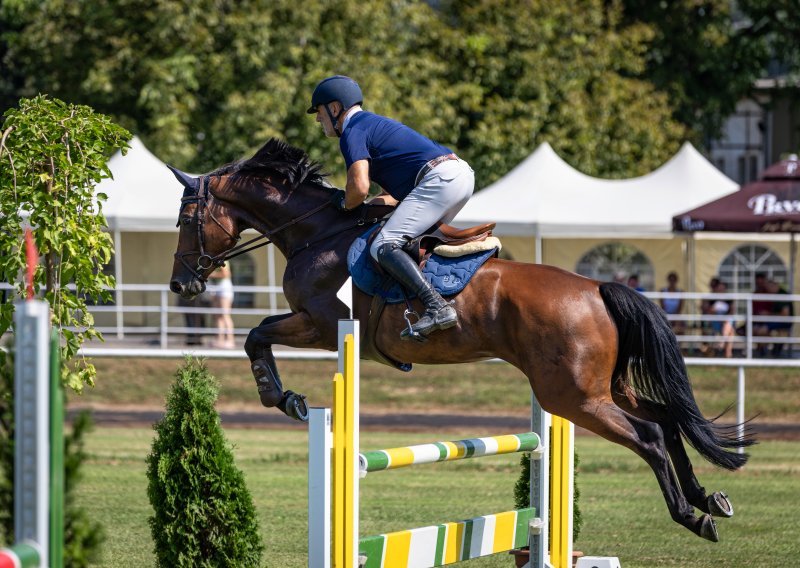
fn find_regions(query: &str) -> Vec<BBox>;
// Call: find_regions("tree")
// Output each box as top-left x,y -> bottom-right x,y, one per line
147,359 -> 263,567
1,0 -> 691,186
0,95 -> 131,390
737,0 -> 800,83
617,0 -> 779,141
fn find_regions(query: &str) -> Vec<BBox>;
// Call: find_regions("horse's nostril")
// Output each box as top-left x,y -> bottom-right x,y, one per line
169,280 -> 184,294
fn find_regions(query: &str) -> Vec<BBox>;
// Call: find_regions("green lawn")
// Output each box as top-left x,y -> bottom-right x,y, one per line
78,426 -> 800,568
76,357 -> 800,423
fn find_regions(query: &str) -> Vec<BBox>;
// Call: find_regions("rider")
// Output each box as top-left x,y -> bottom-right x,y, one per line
308,75 -> 475,339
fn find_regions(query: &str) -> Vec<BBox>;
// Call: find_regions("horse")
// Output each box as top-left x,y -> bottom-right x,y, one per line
168,138 -> 752,542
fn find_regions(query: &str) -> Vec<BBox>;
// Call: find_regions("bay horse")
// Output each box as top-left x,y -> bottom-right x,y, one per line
168,138 -> 752,542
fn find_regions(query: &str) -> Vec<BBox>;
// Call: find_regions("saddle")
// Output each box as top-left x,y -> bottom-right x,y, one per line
402,221 -> 498,263
358,221 -> 500,372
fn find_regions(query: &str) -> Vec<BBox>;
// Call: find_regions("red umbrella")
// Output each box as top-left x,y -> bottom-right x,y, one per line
673,154 -> 800,289
673,154 -> 800,233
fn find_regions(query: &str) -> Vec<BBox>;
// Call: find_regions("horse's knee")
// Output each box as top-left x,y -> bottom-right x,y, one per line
245,328 -> 266,360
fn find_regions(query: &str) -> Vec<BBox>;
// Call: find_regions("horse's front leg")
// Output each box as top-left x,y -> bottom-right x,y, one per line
244,311 -> 327,422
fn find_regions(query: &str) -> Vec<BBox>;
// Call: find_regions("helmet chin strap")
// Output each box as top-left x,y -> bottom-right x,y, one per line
324,103 -> 344,137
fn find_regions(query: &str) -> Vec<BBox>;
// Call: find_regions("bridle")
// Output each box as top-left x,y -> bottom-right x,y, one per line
174,175 -> 333,282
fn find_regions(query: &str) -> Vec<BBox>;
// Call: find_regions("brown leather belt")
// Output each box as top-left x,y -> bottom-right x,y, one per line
414,153 -> 458,186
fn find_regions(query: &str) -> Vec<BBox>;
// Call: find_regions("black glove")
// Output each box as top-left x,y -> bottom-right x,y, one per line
330,189 -> 348,211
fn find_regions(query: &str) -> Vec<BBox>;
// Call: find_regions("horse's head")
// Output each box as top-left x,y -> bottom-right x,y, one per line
168,166 -> 241,299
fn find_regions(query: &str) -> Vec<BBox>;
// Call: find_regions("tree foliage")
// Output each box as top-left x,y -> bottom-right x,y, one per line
0,95 -> 130,390
1,0 -> 694,187
3,1 -> 794,187
617,0 -> 767,141
146,359 -> 263,567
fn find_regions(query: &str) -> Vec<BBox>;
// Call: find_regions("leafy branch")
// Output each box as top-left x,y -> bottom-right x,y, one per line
0,95 -> 130,390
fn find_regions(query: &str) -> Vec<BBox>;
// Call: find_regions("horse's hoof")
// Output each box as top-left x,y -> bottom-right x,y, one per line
277,390 -> 309,422
699,514 -> 719,542
707,492 -> 733,518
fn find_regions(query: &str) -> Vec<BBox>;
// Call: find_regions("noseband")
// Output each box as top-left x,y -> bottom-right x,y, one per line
175,175 -> 334,282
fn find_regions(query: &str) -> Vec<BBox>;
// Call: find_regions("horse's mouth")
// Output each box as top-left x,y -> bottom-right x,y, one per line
170,278 -> 206,299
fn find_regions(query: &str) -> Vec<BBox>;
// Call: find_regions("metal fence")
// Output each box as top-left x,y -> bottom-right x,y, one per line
2,283 -> 799,360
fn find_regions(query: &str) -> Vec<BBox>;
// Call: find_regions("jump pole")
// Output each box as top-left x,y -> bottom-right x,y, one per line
0,300 -> 64,568
309,320 -> 573,568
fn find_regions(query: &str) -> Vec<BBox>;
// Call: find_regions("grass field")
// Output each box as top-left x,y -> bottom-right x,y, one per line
79,427 -> 800,568
75,357 -> 800,423
65,356 -> 800,567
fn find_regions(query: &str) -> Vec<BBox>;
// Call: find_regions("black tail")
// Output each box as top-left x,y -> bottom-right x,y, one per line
599,282 -> 755,470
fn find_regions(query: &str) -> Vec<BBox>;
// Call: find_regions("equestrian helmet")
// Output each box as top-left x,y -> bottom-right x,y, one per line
307,75 -> 363,114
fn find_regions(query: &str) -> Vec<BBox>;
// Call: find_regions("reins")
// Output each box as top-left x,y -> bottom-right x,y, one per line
175,175 -> 384,281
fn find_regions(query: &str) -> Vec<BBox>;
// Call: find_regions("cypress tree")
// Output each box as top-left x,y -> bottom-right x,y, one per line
146,359 -> 263,567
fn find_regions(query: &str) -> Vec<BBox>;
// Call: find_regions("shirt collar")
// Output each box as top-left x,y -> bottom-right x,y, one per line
342,106 -> 363,132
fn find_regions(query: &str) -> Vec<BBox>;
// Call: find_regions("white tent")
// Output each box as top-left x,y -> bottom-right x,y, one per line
454,142 -> 739,239
97,136 -> 184,232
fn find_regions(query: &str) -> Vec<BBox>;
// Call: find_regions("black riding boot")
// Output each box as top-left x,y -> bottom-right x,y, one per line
376,243 -> 457,339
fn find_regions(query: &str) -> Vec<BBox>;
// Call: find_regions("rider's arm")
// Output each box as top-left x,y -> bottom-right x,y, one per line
345,159 -> 371,210
368,191 -> 398,207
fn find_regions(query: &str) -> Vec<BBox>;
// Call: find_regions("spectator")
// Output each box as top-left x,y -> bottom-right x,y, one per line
627,274 -> 645,293
207,264 -> 235,349
753,274 -> 793,357
660,271 -> 684,334
707,280 -> 735,358
752,272 -> 772,328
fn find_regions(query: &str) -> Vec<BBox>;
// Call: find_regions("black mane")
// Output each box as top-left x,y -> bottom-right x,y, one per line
210,138 -> 328,189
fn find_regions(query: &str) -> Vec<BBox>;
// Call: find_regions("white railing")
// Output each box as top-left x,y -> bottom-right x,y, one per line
645,290 -> 797,360
0,282 -> 289,351
2,284 -> 798,360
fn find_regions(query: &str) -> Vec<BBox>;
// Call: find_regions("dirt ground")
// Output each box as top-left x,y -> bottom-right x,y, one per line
69,406 -> 800,440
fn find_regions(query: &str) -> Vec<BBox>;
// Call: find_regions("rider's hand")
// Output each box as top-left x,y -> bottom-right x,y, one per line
330,189 -> 348,212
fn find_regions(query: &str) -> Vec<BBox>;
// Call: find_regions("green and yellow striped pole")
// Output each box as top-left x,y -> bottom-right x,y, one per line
359,432 -> 541,473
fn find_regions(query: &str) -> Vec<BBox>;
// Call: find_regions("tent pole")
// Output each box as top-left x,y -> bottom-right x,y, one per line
687,235 -> 696,293
535,228 -> 542,264
791,233 -> 796,294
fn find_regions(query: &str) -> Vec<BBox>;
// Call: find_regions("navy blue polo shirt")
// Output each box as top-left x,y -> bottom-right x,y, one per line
339,111 -> 452,200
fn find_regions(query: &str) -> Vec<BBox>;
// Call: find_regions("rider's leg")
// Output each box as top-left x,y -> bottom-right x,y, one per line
376,242 -> 458,338
370,159 -> 474,339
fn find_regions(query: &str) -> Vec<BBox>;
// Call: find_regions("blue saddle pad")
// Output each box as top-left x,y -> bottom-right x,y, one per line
347,225 -> 496,304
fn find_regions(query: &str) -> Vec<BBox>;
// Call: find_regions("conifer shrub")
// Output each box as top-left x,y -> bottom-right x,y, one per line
146,358 -> 263,567
514,451 -> 583,544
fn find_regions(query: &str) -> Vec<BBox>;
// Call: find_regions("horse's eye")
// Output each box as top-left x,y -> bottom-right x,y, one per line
182,217 -> 192,226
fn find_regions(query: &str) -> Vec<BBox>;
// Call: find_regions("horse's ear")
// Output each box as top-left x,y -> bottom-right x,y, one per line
166,164 -> 197,190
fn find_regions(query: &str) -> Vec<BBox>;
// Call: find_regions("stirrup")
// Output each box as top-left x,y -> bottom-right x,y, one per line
400,303 -> 457,341
277,390 -> 309,422
401,308 -> 427,343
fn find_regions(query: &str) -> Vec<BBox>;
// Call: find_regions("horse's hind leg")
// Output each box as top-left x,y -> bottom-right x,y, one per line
565,400 -> 719,542
244,311 -> 325,421
614,396 -> 734,518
